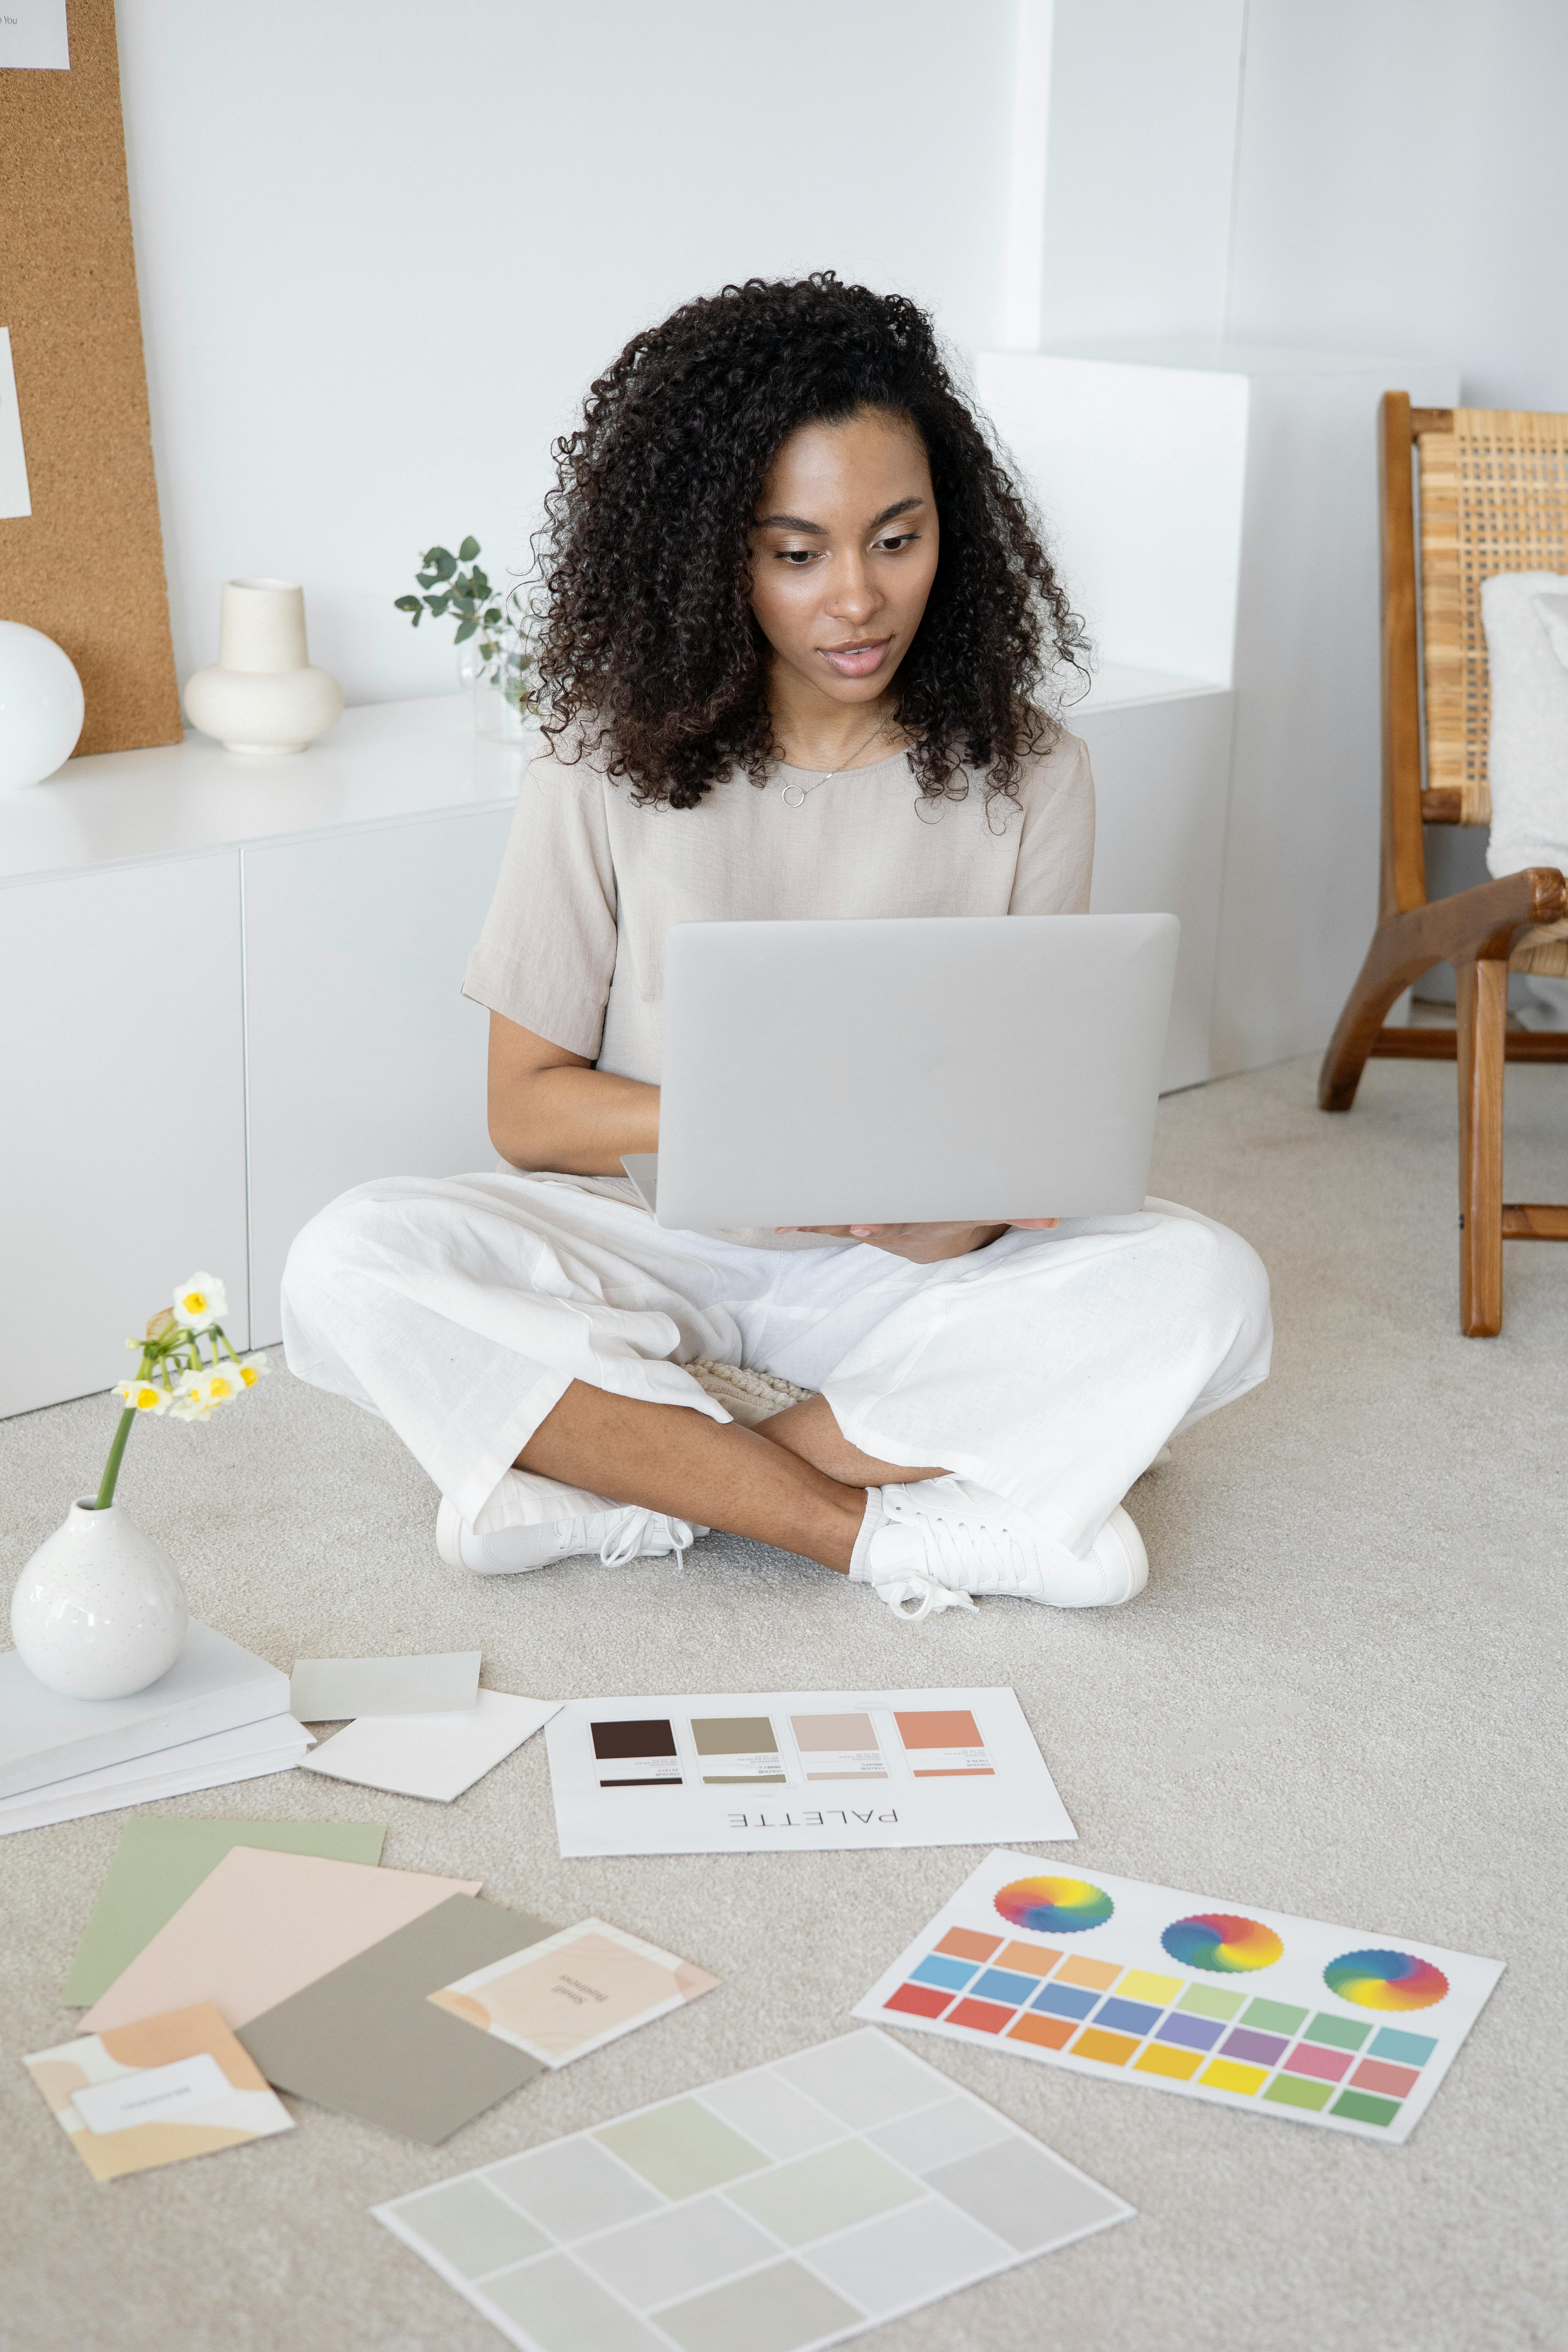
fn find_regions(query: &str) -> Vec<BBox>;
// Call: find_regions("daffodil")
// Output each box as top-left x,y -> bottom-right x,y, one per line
172,1272 -> 227,1331
233,1354 -> 272,1389
117,1377 -> 170,1415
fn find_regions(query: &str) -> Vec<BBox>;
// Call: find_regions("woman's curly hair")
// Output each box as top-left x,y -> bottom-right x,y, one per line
533,272 -> 1088,810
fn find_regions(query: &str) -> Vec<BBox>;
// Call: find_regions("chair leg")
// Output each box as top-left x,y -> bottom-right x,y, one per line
1456,958 -> 1507,1336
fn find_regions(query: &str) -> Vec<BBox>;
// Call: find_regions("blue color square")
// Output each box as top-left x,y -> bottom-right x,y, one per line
970,1969 -> 1037,2009
1368,2026 -> 1438,2067
1032,1981 -> 1099,2021
1154,2010 -> 1226,2052
910,1954 -> 978,1993
1093,1998 -> 1161,2037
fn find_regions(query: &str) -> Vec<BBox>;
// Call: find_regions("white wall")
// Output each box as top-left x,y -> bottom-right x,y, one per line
115,0 -> 1015,708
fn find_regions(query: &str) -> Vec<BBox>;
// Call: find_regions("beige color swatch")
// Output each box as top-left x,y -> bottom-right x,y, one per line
82,1846 -> 481,2033
25,2001 -> 292,2183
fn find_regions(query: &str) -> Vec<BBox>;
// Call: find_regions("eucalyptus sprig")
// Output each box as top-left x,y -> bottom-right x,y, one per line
395,536 -> 507,662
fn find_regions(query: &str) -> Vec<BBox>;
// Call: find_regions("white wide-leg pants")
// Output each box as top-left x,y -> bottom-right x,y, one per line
280,1171 -> 1271,1557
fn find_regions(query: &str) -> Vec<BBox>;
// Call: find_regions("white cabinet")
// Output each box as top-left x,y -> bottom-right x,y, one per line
0,853 -> 249,1415
242,807 -> 510,1345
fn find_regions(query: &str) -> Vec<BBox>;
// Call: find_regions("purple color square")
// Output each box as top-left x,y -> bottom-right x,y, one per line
1285,2040 -> 1354,2084
1220,2027 -> 1288,2067
1155,2011 -> 1226,2053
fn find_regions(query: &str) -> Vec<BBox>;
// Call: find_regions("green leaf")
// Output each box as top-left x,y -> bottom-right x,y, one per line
424,592 -> 451,616
432,549 -> 457,581
458,535 -> 480,561
453,617 -> 478,644
393,595 -> 422,614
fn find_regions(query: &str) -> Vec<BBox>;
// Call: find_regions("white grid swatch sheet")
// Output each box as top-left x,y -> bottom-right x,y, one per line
374,2028 -> 1133,2351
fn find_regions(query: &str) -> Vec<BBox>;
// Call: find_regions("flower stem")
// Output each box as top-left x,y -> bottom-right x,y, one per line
95,1407 -> 136,1510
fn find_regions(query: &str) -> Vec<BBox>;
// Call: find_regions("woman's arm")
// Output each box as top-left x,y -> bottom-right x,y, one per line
487,1011 -> 659,1175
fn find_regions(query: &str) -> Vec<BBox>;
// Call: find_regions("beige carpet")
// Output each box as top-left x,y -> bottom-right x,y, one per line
2,1053 -> 1565,2352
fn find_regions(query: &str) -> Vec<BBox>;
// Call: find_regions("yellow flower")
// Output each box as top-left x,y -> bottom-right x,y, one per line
117,1378 -> 170,1415
173,1272 -> 228,1331
234,1354 -> 272,1389
173,1366 -> 234,1418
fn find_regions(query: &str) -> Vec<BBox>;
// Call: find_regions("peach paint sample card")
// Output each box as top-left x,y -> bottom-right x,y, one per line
430,1919 -> 720,2068
25,2001 -> 292,2182
81,1845 -> 481,2033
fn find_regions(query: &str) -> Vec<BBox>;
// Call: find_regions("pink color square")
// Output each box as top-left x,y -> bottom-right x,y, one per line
1351,2057 -> 1419,2099
947,1997 -> 1017,2036
1285,2041 -> 1354,2083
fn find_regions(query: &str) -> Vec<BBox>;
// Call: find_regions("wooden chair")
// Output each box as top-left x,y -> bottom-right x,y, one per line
1319,394 -> 1568,1334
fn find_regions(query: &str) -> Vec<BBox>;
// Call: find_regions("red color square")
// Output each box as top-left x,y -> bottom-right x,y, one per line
1351,2057 -> 1419,2099
884,1981 -> 955,2020
947,1997 -> 1017,2035
1285,2041 -> 1354,2083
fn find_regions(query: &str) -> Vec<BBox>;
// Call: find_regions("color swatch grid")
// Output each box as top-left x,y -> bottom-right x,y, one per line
855,1853 -> 1503,2146
375,2029 -> 1132,2352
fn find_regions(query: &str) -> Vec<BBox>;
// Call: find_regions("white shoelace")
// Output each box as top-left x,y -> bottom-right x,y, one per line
596,1509 -> 695,1569
880,1490 -> 1044,1598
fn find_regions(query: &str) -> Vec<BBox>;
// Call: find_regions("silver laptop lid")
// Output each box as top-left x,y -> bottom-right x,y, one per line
652,913 -> 1178,1231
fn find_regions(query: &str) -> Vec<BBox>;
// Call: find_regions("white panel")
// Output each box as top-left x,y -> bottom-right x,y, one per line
978,351 -> 1249,683
1078,689 -> 1233,1093
0,855 -> 247,1417
242,808 -> 510,1346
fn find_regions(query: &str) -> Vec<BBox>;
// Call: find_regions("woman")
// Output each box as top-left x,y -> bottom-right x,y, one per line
283,275 -> 1270,1621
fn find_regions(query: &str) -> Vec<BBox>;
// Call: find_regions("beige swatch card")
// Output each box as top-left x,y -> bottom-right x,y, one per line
428,1916 -> 718,2067
25,2001 -> 292,2183
82,1845 -> 481,2033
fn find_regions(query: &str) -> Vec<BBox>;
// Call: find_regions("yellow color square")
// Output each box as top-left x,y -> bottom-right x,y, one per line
1118,1970 -> 1183,2006
1134,2041 -> 1203,2082
1072,2026 -> 1138,2067
1056,1955 -> 1121,1992
1200,2057 -> 1267,2096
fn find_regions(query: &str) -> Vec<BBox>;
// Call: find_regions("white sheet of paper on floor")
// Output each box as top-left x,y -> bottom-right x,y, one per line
290,1650 -> 481,1722
301,1691 -> 562,1802
853,1849 -> 1504,2145
545,1687 -> 1073,1856
0,1714 -> 312,1839
374,2026 -> 1132,2351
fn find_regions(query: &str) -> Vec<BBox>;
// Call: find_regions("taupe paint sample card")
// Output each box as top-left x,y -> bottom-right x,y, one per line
238,1896 -> 559,2144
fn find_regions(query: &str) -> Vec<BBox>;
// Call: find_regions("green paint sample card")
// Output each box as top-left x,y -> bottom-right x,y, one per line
62,1816 -> 387,2005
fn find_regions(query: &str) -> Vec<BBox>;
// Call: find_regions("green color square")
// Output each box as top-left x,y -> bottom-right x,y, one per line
1242,1999 -> 1309,2035
1305,2012 -> 1371,2052
1332,2089 -> 1401,2127
487,2253 -> 663,2350
726,2137 -> 922,2247
658,2258 -> 862,2352
1176,1984 -> 1246,2021
396,2180 -> 549,2279
1262,2073 -> 1334,2113
596,2099 -> 768,2201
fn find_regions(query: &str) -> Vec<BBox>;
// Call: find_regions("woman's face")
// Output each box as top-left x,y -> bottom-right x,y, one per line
748,406 -> 939,710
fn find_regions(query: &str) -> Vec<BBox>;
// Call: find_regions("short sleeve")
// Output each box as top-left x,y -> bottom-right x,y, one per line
462,753 -> 619,1058
1007,731 -> 1095,914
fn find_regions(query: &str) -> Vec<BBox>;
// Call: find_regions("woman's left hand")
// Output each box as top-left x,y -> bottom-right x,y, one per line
778,1219 -> 1057,1263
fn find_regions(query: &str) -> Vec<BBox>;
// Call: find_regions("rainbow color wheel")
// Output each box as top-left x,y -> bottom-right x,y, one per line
994,1876 -> 1114,1935
1161,1912 -> 1284,1973
1323,1949 -> 1450,2011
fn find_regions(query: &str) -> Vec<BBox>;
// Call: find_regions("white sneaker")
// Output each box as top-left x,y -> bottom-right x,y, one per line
436,1495 -> 703,1576
850,1476 -> 1148,1620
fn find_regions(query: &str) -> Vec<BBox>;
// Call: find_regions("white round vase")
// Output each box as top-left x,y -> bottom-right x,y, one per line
11,1500 -> 189,1699
0,620 -> 86,791
182,577 -> 343,754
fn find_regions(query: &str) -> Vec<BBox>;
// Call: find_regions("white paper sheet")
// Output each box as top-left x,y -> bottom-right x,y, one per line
300,1690 -> 561,1802
0,1 -> 69,71
290,1650 -> 481,1721
546,1688 -> 1075,1857
854,1850 -> 1506,2145
0,1714 -> 311,1837
0,330 -> 31,520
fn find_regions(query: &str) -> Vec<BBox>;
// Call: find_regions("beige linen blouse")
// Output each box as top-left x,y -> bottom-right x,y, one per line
463,731 -> 1096,1084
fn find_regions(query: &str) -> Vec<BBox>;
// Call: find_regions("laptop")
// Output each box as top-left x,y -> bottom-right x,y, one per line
621,912 -> 1178,1231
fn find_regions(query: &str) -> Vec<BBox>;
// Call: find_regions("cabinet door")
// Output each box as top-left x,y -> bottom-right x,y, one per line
0,853 -> 247,1417
242,808 -> 510,1346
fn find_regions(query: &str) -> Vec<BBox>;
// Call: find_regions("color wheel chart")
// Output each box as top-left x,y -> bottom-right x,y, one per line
855,1853 -> 1503,2144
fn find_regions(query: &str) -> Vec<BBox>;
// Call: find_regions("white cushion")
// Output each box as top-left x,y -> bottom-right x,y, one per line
1482,569 -> 1568,876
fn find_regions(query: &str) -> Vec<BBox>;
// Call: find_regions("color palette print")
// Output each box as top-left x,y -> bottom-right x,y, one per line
375,2028 -> 1132,2351
546,1688 -> 1075,1857
853,1851 -> 1503,2144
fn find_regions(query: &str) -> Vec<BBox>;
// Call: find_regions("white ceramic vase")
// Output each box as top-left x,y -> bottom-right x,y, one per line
10,1500 -> 189,1699
182,578 -> 343,754
0,620 -> 85,790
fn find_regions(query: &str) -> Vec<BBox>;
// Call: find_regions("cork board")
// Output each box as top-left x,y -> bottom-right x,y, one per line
0,0 -> 182,754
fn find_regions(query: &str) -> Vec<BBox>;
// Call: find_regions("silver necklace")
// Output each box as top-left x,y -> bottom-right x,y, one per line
779,715 -> 893,808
